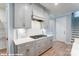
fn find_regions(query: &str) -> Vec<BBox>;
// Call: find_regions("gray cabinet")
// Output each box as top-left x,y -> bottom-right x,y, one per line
14,3 -> 32,29
35,39 -> 45,55
15,36 -> 53,56
32,4 -> 48,19
17,42 -> 35,56
47,36 -> 53,47
35,37 -> 53,55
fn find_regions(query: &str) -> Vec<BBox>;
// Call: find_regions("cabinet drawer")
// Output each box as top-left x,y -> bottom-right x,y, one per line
17,42 -> 34,56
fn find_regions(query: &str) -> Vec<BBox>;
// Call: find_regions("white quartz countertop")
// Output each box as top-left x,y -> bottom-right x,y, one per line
14,38 -> 35,45
14,34 -> 53,45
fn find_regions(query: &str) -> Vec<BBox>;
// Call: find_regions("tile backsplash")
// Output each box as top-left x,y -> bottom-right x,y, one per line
14,27 -> 48,40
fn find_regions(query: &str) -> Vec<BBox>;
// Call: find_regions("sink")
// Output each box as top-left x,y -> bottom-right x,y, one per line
30,34 -> 47,39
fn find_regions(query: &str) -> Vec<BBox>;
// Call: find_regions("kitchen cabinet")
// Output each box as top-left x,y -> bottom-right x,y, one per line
35,38 -> 46,55
35,37 -> 53,55
17,42 -> 35,56
41,9 -> 48,19
33,4 -> 42,18
15,36 -> 53,56
14,3 -> 32,28
47,36 -> 53,47
32,4 -> 48,20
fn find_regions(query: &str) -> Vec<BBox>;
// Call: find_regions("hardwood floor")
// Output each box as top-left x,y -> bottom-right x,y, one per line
41,41 -> 72,56
0,41 -> 72,56
0,48 -> 7,56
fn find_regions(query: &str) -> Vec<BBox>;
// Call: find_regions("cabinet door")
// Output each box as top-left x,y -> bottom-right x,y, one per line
47,37 -> 53,47
39,38 -> 48,54
35,40 -> 42,55
35,38 -> 47,55
33,4 -> 45,18
42,38 -> 49,50
14,3 -> 25,28
14,3 -> 32,28
24,4 -> 32,29
17,42 -> 35,56
24,44 -> 34,56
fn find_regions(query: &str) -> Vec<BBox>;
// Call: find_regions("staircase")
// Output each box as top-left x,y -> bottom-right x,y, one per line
72,29 -> 79,38
72,17 -> 79,38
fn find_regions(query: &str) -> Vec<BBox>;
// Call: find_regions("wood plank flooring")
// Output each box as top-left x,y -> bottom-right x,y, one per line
0,41 -> 72,56
0,48 -> 7,56
41,41 -> 72,56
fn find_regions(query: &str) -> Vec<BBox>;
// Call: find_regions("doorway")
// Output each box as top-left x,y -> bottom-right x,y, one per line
0,3 -> 8,56
56,17 -> 66,42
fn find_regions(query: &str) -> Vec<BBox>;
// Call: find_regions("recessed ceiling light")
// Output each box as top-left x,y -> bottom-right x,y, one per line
54,3 -> 58,6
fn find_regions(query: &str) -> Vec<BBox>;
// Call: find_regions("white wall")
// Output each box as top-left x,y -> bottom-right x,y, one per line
0,8 -> 6,23
0,8 -> 6,38
48,19 -> 55,34
0,39 -> 7,49
49,19 -> 56,40
0,7 -> 7,49
25,20 -> 42,37
66,14 -> 72,44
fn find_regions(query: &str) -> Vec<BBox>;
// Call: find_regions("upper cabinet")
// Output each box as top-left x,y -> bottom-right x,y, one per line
32,4 -> 48,20
14,3 -> 32,29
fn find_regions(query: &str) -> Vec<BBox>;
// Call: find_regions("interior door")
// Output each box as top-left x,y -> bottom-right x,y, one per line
56,17 -> 66,42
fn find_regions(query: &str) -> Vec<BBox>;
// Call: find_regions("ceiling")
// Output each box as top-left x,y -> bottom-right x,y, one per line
41,3 -> 79,18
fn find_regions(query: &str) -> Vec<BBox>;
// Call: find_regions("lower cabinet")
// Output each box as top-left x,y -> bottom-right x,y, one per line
17,42 -> 35,56
16,36 -> 53,56
47,36 -> 53,48
35,39 -> 46,55
35,37 -> 53,56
